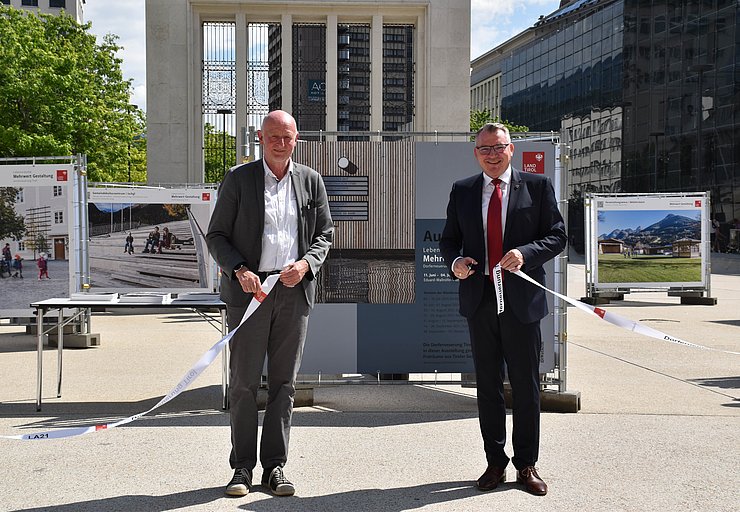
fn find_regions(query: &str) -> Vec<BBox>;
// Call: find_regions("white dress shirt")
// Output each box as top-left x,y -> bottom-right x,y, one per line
259,160 -> 299,272
482,166 -> 511,274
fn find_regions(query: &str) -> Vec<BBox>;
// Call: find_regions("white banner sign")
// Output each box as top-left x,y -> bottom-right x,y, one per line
0,164 -> 74,187
87,187 -> 214,204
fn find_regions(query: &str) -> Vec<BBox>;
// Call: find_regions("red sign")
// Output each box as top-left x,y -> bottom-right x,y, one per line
202,192 -> 211,201
522,152 -> 545,174
56,169 -> 68,181
694,200 -> 702,207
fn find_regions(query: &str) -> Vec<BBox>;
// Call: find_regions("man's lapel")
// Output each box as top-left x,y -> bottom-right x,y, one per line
290,163 -> 306,224
472,174 -> 485,237
504,168 -> 527,246
252,160 -> 265,230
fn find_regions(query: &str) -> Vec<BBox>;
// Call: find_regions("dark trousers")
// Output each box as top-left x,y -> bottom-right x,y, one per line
226,281 -> 309,472
467,279 -> 542,470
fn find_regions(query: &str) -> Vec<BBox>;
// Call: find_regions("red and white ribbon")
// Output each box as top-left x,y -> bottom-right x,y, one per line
2,275 -> 280,441
511,269 -> 739,356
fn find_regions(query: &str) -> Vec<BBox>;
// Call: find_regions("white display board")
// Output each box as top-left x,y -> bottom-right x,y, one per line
0,163 -> 77,313
586,193 -> 708,290
85,185 -> 217,292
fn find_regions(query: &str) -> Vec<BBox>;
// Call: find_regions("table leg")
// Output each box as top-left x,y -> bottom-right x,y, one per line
221,308 -> 229,410
57,308 -> 64,398
36,307 -> 44,411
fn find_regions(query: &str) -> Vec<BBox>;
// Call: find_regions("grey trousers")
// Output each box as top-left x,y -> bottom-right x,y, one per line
226,281 -> 309,472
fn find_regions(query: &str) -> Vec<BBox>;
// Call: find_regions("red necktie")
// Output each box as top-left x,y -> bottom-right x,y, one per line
487,178 -> 503,282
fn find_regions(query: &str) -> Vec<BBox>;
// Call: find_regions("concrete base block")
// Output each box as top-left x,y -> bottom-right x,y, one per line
679,296 -> 717,305
540,390 -> 581,413
255,387 -> 314,410
502,387 -> 581,413
47,333 -> 101,348
27,324 -> 78,335
580,296 -> 612,305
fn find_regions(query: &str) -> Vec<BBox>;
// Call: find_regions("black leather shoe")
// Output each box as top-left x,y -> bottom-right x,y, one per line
516,466 -> 547,496
476,466 -> 506,491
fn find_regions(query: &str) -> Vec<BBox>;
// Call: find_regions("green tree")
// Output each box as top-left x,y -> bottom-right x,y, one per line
203,122 -> 236,183
470,108 -> 529,134
0,188 -> 25,240
33,232 -> 51,255
0,7 -> 145,182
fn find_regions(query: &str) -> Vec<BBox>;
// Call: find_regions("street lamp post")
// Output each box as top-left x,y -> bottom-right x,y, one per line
126,104 -> 138,183
216,108 -> 233,177
689,64 -> 712,189
649,131 -> 664,192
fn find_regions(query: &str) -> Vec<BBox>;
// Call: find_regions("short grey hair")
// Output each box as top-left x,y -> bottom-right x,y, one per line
475,122 -> 510,144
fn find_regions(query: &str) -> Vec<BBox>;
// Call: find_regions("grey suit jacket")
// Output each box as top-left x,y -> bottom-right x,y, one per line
206,159 -> 334,308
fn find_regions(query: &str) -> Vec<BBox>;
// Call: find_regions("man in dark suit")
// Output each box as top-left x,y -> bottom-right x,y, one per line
439,123 -> 566,496
206,110 -> 333,497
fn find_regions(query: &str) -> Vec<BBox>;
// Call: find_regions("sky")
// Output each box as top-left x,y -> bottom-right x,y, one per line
598,210 -> 701,237
84,0 -> 562,112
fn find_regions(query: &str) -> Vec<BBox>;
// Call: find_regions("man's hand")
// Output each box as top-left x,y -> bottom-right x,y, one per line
499,249 -> 524,272
280,260 -> 309,288
236,268 -> 261,294
453,257 -> 477,280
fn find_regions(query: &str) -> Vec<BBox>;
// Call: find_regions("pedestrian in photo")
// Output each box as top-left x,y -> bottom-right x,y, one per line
439,122 -> 567,496
124,232 -> 134,254
12,254 -> 23,278
2,243 -> 11,277
207,110 -> 333,498
37,253 -> 50,280
143,227 -> 160,253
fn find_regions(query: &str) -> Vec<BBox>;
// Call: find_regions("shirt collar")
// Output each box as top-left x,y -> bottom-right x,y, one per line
263,159 -> 293,181
482,166 -> 512,188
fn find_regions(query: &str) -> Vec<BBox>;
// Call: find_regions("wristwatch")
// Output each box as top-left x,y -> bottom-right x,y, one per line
233,263 -> 248,279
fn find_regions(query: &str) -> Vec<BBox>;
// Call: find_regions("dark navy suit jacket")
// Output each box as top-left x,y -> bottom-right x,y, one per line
439,168 -> 567,324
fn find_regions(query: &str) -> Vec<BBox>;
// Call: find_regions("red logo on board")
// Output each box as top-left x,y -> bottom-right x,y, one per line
694,200 -> 701,207
56,169 -> 68,181
202,192 -> 210,201
522,152 -> 545,174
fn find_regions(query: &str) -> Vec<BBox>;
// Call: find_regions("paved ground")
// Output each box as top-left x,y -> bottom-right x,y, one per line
0,259 -> 70,315
0,253 -> 738,511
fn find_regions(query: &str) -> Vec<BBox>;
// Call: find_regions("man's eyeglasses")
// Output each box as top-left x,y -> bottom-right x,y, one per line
476,144 -> 511,155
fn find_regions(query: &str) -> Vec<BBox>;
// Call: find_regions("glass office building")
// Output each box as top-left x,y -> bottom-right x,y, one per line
472,0 -> 739,250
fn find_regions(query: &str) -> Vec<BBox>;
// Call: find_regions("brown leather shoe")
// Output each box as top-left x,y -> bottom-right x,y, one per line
516,466 -> 547,496
476,466 -> 506,491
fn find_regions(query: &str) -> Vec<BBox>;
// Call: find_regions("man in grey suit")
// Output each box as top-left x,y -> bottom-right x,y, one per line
440,123 -> 566,496
206,110 -> 333,497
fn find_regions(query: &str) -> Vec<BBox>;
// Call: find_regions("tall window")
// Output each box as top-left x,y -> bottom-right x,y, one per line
293,23 -> 326,133
202,21 -> 236,182
382,25 -> 415,132
338,24 -> 371,136
248,22 -> 281,132
54,211 -> 64,224
53,185 -> 63,197
266,24 -> 283,116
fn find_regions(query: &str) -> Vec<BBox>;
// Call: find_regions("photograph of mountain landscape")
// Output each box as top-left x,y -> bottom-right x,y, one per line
596,209 -> 703,284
